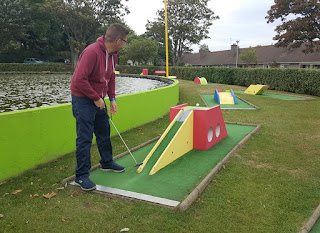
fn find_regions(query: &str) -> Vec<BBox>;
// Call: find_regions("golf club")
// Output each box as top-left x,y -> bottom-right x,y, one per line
103,108 -> 143,167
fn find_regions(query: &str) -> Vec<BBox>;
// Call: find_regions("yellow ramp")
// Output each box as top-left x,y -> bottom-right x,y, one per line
200,77 -> 207,84
136,110 -> 183,174
245,84 -> 269,95
219,92 -> 235,104
149,111 -> 194,175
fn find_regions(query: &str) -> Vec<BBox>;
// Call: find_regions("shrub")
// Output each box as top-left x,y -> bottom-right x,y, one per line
0,63 -> 73,73
117,65 -> 320,96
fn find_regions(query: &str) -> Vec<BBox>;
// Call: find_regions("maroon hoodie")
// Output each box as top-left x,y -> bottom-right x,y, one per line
70,36 -> 117,101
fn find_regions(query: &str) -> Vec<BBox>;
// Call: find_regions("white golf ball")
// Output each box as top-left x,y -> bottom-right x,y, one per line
196,103 -> 199,107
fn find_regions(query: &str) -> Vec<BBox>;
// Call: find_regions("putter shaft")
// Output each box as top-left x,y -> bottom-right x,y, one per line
109,117 -> 139,165
103,108 -> 142,167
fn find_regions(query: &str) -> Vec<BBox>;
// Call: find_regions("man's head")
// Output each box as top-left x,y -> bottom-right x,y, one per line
105,24 -> 129,53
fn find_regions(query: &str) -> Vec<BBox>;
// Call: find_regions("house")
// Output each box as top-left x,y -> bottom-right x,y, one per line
179,44 -> 320,69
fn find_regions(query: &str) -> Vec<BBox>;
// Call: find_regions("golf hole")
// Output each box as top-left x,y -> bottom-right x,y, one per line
216,124 -> 221,138
208,127 -> 213,142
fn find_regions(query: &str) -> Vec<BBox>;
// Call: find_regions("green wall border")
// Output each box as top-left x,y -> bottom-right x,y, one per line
0,76 -> 179,181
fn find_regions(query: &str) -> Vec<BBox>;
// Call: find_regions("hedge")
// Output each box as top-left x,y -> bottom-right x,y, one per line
0,63 -> 73,73
117,65 -> 320,97
1,63 -> 319,96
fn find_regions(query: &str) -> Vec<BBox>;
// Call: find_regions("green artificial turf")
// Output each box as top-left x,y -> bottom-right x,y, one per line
310,218 -> 320,233
90,124 -> 256,201
201,94 -> 256,109
233,90 -> 309,100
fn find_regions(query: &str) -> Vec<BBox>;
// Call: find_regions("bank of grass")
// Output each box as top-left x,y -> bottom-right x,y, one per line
0,80 -> 319,232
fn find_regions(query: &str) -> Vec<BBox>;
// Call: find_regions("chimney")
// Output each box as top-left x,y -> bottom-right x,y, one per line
231,43 -> 238,57
199,48 -> 208,59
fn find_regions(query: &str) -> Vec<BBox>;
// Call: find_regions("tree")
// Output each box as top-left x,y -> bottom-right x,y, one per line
142,28 -> 174,66
146,0 -> 218,65
0,0 -> 26,52
0,0 -> 59,61
44,0 -> 129,66
120,38 -> 159,65
239,47 -> 259,67
266,0 -> 320,53
21,0 -> 56,57
199,44 -> 210,52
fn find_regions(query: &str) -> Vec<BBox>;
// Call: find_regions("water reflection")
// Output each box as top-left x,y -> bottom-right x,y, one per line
0,74 -> 169,113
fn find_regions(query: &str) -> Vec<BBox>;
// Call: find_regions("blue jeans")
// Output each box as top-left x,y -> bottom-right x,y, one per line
72,95 -> 113,177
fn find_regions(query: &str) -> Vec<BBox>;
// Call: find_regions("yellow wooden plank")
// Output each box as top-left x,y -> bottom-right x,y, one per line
149,111 -> 194,175
200,77 -> 207,84
219,92 -> 235,104
136,109 -> 183,173
256,85 -> 269,95
244,84 -> 269,95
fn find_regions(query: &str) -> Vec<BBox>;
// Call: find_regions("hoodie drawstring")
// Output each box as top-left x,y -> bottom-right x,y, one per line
102,51 -> 115,98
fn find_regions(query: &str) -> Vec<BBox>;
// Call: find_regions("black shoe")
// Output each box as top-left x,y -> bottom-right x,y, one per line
75,177 -> 96,191
101,161 -> 125,173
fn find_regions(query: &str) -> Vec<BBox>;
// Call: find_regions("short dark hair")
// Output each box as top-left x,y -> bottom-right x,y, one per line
105,24 -> 129,42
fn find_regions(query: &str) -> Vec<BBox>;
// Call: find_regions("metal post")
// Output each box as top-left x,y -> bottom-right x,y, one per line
164,0 -> 169,77
236,40 -> 239,68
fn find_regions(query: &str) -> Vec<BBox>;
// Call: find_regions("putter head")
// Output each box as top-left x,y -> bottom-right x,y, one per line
134,162 -> 143,167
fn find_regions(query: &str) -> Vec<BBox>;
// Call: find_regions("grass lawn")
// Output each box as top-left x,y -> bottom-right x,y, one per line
0,80 -> 319,233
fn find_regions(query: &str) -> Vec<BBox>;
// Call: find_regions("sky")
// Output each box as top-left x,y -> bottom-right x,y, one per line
123,0 -> 281,52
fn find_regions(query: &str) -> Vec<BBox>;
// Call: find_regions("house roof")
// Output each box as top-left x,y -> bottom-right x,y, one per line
179,44 -> 320,66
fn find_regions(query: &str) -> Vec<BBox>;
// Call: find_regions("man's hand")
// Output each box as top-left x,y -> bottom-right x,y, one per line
94,98 -> 105,110
109,100 -> 118,115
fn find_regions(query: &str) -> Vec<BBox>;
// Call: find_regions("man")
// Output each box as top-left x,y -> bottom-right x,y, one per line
70,24 -> 129,191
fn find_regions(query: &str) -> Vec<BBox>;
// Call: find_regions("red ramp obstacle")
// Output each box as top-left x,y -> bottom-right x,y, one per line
170,104 -> 228,150
140,69 -> 148,75
137,104 -> 228,175
194,77 -> 208,85
193,106 -> 228,150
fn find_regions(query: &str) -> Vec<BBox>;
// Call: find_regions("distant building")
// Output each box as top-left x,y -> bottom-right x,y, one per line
179,44 -> 320,69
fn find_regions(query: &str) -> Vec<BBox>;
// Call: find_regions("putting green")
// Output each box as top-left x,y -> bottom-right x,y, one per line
90,123 -> 256,201
201,94 -> 256,109
310,218 -> 320,233
234,90 -> 309,100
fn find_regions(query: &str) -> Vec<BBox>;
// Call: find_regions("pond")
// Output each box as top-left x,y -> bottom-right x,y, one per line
0,74 -> 170,113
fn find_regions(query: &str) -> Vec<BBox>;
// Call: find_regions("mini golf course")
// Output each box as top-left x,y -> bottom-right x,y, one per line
234,90 -> 315,101
67,123 -> 260,210
200,94 -> 258,110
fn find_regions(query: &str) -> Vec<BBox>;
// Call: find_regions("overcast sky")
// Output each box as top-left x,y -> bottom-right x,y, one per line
123,0 -> 281,52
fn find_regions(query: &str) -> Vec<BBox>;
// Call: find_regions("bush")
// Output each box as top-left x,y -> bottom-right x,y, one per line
117,65 -> 320,96
232,68 -> 320,96
0,63 -> 73,73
